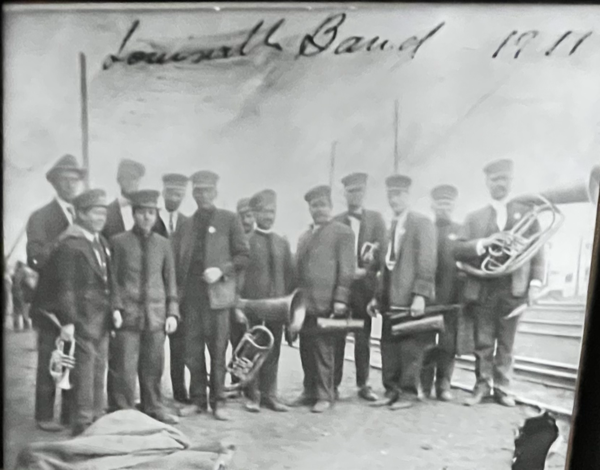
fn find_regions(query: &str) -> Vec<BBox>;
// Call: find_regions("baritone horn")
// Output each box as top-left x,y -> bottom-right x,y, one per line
49,337 -> 76,390
226,325 -> 274,390
236,288 -> 306,335
457,165 -> 600,279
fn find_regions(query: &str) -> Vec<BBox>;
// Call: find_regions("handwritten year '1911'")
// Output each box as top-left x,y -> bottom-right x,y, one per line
493,30 -> 593,59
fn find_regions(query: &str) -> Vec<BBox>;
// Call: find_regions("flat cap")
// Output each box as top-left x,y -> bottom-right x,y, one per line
385,174 -> 412,191
129,189 -> 160,209
162,173 -> 189,188
431,184 -> 458,201
191,170 -> 219,188
483,158 -> 514,175
236,197 -> 252,214
250,189 -> 277,211
304,185 -> 331,203
46,154 -> 86,182
341,172 -> 368,189
73,189 -> 107,210
117,159 -> 146,180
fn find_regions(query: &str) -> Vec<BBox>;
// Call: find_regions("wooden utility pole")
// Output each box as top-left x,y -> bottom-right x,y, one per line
393,99 -> 399,173
79,53 -> 90,189
329,141 -> 337,188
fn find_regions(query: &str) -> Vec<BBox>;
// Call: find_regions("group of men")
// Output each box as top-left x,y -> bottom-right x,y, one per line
25,153 -> 544,436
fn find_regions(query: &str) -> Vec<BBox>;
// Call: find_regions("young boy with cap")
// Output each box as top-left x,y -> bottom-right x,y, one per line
110,189 -> 180,424
52,189 -> 112,435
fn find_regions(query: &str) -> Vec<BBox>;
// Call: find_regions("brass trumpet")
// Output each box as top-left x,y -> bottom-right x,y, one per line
226,325 -> 274,391
236,289 -> 306,336
49,337 -> 76,390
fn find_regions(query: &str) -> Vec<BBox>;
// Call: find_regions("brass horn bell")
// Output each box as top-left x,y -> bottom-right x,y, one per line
237,288 -> 306,335
226,325 -> 275,391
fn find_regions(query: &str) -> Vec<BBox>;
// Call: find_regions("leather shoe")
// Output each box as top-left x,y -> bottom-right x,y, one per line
437,390 -> 454,402
311,400 -> 333,413
495,393 -> 516,407
289,393 -> 314,407
244,399 -> 261,413
369,391 -> 398,407
389,399 -> 413,411
463,388 -> 490,407
149,412 -> 180,425
358,386 -> 378,402
37,421 -> 65,433
334,388 -> 340,401
213,407 -> 230,421
173,395 -> 192,405
178,404 -> 204,417
263,399 -> 290,412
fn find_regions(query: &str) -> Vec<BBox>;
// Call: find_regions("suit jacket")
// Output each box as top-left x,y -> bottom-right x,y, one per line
334,209 -> 387,316
296,220 -> 356,316
241,230 -> 296,300
111,229 -> 179,331
435,220 -> 464,305
172,207 -> 250,305
53,224 -> 113,340
102,199 -> 126,241
26,199 -> 70,272
154,211 -> 188,239
453,200 -> 545,301
378,211 -> 437,309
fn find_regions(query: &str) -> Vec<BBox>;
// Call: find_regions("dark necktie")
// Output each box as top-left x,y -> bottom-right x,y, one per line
67,206 -> 76,224
389,219 -> 399,262
169,212 -> 175,234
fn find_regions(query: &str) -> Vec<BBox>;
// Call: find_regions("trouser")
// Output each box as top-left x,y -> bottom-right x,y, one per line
112,329 -> 166,415
34,328 -> 71,424
106,336 -> 118,412
169,326 -> 188,401
183,286 -> 229,409
333,316 -> 372,389
381,332 -> 437,397
71,334 -> 108,430
247,320 -> 283,403
421,312 -> 458,395
472,282 -> 522,395
299,318 -> 337,402
229,309 -> 246,386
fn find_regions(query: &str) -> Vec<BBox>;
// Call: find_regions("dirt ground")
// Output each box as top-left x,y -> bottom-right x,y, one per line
3,330 -> 570,470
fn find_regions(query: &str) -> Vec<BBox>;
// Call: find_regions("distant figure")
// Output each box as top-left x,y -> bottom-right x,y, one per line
11,261 -> 38,331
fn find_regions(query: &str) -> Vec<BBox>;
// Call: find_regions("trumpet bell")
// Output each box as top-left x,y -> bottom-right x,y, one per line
49,338 -> 76,390
226,325 -> 275,390
237,289 -> 306,334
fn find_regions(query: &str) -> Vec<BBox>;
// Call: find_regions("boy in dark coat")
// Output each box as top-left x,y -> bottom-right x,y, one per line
110,190 -> 180,425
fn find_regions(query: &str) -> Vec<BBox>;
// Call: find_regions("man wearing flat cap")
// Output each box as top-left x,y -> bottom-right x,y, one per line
102,159 -> 146,240
421,184 -> 466,402
26,154 -> 85,432
367,174 -> 437,410
237,197 -> 256,236
454,158 -> 544,407
332,172 -> 386,403
173,170 -> 250,421
51,189 -> 112,435
110,190 -> 180,425
236,189 -> 295,413
154,173 -> 189,404
293,185 -> 355,413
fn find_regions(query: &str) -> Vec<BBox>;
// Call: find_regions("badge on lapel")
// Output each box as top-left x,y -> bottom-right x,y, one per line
208,226 -> 216,234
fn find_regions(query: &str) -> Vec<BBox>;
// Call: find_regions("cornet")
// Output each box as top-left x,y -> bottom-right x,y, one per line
49,338 -> 76,390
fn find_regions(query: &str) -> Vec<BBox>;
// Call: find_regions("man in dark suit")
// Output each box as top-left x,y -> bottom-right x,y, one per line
454,159 -> 544,407
238,189 -> 295,413
174,171 -> 250,421
368,175 -> 437,410
110,190 -> 180,425
333,173 -> 386,402
422,184 -> 464,402
27,154 -> 85,432
102,159 -> 145,240
153,173 -> 190,404
293,185 -> 355,414
52,189 -> 112,436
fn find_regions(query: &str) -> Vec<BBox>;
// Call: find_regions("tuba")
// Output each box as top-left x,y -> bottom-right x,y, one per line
457,165 -> 600,279
226,325 -> 274,391
49,337 -> 76,390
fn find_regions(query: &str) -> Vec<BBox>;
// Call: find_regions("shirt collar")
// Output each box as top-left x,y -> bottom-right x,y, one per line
78,225 -> 97,243
255,226 -> 273,235
55,196 -> 74,211
490,196 -> 509,211
392,210 -> 409,226
118,195 -> 131,207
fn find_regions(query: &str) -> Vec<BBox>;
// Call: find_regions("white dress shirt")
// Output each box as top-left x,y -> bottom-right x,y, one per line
118,196 -> 135,231
385,210 -> 408,271
55,197 -> 75,225
160,208 -> 179,235
347,209 -> 363,260
79,226 -> 105,270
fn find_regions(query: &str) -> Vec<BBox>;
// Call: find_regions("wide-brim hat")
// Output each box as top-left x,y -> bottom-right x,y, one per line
46,154 -> 87,182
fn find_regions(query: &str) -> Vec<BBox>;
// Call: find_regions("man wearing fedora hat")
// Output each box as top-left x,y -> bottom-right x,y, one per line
454,159 -> 544,407
368,174 -> 437,410
51,189 -> 112,436
173,171 -> 250,421
26,154 -> 85,432
109,190 -> 180,425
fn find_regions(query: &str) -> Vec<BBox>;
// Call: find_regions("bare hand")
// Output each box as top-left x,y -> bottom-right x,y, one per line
60,323 -> 75,342
410,296 -> 425,317
165,316 -> 178,334
113,310 -> 123,329
233,308 -> 249,327
332,302 -> 347,317
367,298 -> 380,318
528,284 -> 542,305
354,268 -> 368,280
203,267 -> 223,284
